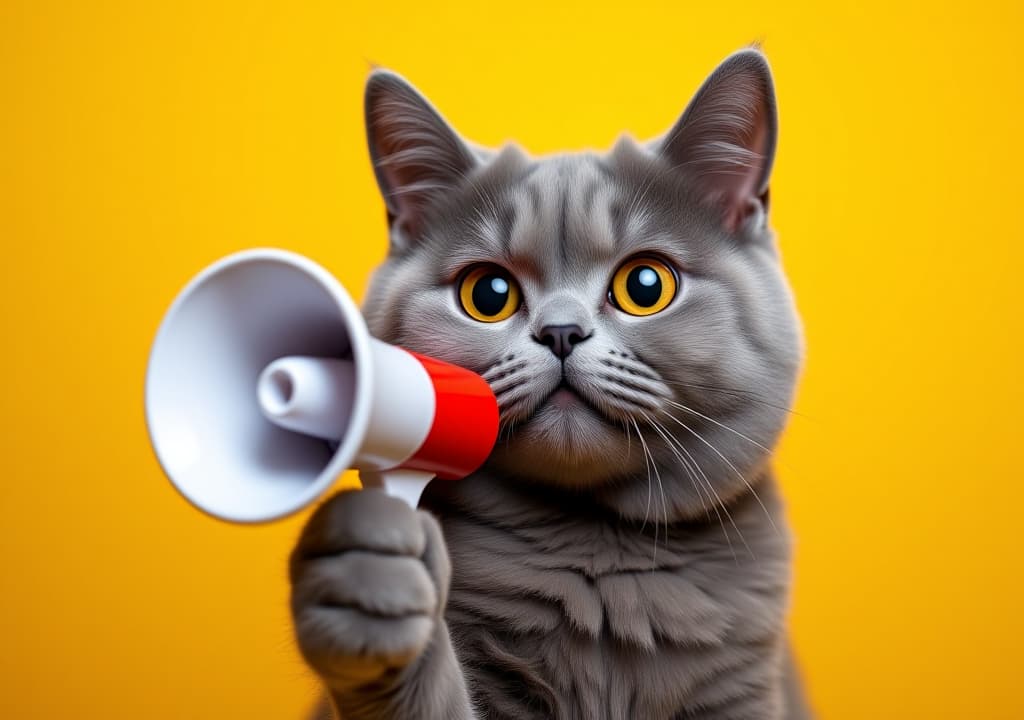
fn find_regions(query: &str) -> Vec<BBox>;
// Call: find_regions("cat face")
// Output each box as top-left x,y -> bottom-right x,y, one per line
361,50 -> 803,521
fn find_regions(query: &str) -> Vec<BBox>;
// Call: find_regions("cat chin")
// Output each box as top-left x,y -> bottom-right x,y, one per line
488,402 -> 642,486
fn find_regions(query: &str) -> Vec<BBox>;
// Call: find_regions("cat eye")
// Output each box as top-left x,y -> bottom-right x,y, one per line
609,257 -> 677,316
458,264 -> 521,323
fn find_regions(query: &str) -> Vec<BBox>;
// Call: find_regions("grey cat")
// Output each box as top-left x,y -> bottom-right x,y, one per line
289,49 -> 811,719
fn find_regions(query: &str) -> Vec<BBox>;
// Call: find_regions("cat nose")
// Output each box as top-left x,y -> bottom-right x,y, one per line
536,324 -> 588,360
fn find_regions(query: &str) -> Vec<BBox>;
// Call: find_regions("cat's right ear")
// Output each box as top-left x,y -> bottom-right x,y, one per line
653,49 -> 778,234
364,70 -> 477,252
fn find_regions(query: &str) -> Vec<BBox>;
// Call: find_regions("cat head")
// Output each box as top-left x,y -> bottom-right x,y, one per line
360,50 -> 803,522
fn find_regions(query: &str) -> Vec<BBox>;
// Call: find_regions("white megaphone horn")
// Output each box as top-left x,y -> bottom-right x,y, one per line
144,249 -> 500,523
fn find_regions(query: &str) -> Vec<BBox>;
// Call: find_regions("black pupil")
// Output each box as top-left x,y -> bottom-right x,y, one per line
472,273 -> 510,316
626,266 -> 662,307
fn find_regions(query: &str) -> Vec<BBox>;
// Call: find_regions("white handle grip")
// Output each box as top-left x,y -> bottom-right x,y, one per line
359,469 -> 434,508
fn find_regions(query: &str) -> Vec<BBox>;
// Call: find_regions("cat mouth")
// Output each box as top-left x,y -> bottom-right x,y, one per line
541,379 -> 606,418
549,381 -> 581,408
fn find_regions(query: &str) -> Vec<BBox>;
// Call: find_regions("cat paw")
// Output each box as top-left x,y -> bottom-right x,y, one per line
289,488 -> 451,687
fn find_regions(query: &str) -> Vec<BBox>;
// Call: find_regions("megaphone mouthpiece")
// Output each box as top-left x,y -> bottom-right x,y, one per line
257,356 -> 355,441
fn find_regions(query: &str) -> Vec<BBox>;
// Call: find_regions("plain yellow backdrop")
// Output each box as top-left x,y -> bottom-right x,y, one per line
3,1 -> 1022,718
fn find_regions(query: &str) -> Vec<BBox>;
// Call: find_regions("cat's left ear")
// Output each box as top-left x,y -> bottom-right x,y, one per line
655,49 -> 777,233
365,69 -> 478,251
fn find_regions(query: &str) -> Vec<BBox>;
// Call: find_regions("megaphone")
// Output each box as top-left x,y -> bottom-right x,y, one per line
144,248 -> 499,523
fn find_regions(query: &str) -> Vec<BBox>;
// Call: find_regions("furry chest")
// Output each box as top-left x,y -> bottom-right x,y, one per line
446,547 -> 786,720
428,474 -> 791,719
449,593 -> 779,720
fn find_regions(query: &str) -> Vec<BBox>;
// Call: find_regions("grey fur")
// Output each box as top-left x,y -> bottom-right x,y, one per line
291,48 -> 810,719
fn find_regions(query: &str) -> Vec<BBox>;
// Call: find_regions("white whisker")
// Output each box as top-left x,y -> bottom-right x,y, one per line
666,398 -> 773,454
643,412 -> 721,539
630,417 -> 653,536
644,412 -> 751,561
663,378 -> 802,417
630,417 -> 663,566
660,409 -> 778,534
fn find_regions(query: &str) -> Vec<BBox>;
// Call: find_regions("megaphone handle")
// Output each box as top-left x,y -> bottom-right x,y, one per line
358,469 -> 434,509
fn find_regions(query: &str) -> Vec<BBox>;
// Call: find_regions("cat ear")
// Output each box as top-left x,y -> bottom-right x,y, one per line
364,70 -> 478,249
655,49 -> 777,232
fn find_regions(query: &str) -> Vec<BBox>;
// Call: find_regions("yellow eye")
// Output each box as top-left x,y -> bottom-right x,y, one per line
458,264 -> 521,323
610,257 -> 677,316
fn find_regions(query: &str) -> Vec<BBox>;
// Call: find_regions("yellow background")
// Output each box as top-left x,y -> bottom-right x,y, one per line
2,1 -> 1022,718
